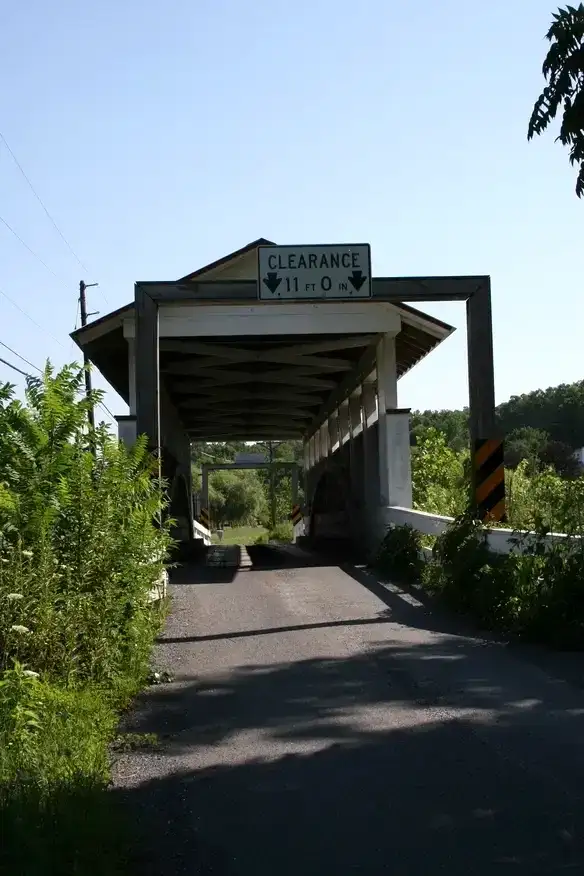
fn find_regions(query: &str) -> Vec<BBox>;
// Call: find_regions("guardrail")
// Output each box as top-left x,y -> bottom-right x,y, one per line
384,506 -> 580,555
194,519 -> 212,545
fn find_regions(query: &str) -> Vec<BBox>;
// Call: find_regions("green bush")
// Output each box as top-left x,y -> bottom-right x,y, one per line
422,512 -> 584,647
411,423 -> 584,647
0,365 -> 171,869
268,521 -> 294,543
424,512 -> 514,630
374,524 -> 424,585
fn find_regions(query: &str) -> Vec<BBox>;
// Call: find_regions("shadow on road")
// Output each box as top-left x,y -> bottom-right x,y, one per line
115,636 -> 584,875
115,545 -> 584,874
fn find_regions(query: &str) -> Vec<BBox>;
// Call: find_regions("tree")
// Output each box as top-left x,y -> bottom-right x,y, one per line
540,439 -> 581,478
411,428 -> 468,516
528,4 -> 584,197
504,427 -> 550,470
209,470 -> 266,527
411,409 -> 468,453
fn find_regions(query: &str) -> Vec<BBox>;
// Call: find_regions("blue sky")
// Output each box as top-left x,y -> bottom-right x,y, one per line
0,0 -> 581,426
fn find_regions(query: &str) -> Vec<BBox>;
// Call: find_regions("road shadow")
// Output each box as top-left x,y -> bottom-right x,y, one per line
117,543 -> 584,873
113,638 -> 584,875
169,546 -> 241,586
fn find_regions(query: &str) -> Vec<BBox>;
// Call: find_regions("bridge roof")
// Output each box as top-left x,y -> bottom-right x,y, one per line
71,239 -> 456,440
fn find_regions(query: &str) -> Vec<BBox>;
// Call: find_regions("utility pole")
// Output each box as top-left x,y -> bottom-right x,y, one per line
268,440 -> 276,530
79,280 -> 99,431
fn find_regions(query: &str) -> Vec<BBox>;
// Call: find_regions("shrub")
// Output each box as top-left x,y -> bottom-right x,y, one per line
423,512 -> 584,647
374,524 -> 423,585
424,512 -> 515,630
268,521 -> 294,543
0,365 -> 171,869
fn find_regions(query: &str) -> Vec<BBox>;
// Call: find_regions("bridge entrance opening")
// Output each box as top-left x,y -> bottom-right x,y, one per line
71,237 -> 497,553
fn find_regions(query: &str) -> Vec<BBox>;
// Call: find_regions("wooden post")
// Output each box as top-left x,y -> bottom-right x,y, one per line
135,284 -> 160,468
79,280 -> 96,433
466,279 -> 496,444
466,279 -> 500,514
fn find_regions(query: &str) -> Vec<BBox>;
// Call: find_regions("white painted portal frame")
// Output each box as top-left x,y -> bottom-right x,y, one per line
122,302 -> 401,339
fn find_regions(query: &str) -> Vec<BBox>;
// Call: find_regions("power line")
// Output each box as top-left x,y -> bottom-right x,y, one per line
0,285 -> 66,349
0,131 -> 89,273
0,339 -> 41,373
0,344 -> 116,425
98,400 -> 116,422
0,354 -> 31,378
0,131 -> 108,305
0,212 -> 61,280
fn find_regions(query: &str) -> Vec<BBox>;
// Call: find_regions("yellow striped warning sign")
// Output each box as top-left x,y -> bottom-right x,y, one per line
473,439 -> 506,523
199,507 -> 210,528
289,504 -> 303,525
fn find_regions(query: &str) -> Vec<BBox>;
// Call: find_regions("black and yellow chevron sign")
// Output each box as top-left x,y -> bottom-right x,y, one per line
199,507 -> 210,529
473,439 -> 506,523
289,504 -> 303,525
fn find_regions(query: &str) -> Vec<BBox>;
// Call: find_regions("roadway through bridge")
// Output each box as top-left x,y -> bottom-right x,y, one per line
113,542 -> 584,875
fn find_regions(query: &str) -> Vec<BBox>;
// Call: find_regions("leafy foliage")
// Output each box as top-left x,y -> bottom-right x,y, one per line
411,428 -> 468,516
0,365 -> 171,870
405,417 -> 584,649
411,408 -> 469,453
412,379 -> 584,477
208,469 -> 267,527
375,524 -> 424,585
528,4 -> 584,197
268,521 -> 294,543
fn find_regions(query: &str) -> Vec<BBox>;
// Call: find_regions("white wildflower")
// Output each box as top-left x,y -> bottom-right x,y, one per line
10,624 -> 30,634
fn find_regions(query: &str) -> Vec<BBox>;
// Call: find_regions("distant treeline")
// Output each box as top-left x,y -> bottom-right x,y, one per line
411,380 -> 584,477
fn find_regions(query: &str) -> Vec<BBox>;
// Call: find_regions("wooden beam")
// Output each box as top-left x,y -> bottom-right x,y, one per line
181,407 -> 312,420
159,340 -> 253,360
161,351 -> 353,373
139,277 -> 485,304
269,336 -> 376,355
188,429 -> 303,439
163,365 -> 338,389
255,350 -> 352,370
134,284 -> 159,452
201,462 -> 300,471
466,278 -> 496,444
159,337 -> 375,358
306,340 -> 379,436
172,388 -> 322,405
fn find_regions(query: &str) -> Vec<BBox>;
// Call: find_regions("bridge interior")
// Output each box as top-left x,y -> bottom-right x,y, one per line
71,238 -> 458,548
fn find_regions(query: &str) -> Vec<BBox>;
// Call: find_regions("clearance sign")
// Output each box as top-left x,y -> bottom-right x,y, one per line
258,244 -> 372,301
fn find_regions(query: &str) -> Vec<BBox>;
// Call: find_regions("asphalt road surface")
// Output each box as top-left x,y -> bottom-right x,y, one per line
113,543 -> 584,875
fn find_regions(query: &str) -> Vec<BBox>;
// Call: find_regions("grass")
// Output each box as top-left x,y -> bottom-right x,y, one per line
212,525 -> 267,545
0,676 -> 142,875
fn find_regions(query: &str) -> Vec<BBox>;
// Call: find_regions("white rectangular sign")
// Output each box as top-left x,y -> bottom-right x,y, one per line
258,244 -> 372,301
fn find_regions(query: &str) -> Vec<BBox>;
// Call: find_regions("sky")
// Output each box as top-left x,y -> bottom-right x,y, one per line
0,0 -> 582,428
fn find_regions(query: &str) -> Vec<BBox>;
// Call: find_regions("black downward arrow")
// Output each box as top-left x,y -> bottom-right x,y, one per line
348,270 -> 367,292
262,272 -> 282,294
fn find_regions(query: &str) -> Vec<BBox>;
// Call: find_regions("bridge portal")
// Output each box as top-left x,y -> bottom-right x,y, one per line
71,238 -> 496,552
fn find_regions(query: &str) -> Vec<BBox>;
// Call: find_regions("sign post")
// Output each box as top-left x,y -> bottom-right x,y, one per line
258,244 -> 372,301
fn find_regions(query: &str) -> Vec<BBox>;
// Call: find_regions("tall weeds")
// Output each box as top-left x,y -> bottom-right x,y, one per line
0,364 -> 172,873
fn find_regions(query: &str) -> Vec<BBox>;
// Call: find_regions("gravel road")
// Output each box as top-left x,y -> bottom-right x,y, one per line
113,543 -> 584,874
